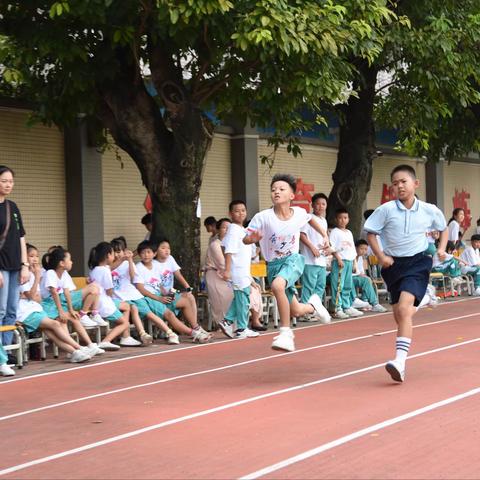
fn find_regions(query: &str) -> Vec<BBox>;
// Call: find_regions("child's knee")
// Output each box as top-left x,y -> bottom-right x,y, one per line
271,278 -> 286,295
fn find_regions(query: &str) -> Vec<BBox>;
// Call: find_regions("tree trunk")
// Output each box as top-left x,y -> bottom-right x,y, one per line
327,62 -> 378,237
96,50 -> 213,290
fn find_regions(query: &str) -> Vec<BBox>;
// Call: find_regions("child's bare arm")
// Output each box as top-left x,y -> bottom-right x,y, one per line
300,232 -> 320,257
173,270 -> 190,289
50,288 -> 69,323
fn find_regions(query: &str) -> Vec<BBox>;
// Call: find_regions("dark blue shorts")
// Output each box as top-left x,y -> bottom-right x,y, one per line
381,253 -> 432,306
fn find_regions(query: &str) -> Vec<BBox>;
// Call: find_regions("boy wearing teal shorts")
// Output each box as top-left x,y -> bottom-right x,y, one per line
134,241 -> 212,344
243,174 -> 331,352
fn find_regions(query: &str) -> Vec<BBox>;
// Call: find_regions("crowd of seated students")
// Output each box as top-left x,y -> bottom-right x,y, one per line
2,202 -> 479,378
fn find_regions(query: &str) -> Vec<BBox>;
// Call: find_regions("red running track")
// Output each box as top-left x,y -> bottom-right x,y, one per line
1,298 -> 479,479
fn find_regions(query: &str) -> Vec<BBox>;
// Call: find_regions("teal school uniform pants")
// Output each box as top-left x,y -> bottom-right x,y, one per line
225,286 -> 250,330
350,275 -> 378,305
301,265 -> 327,304
330,259 -> 353,311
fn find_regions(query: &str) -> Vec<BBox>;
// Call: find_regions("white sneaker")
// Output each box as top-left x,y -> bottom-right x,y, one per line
120,336 -> 142,347
235,328 -> 260,339
344,307 -> 364,317
352,298 -> 370,309
98,341 -> 120,351
90,313 -> 109,327
85,343 -> 106,356
192,327 -> 213,343
474,287 -> 480,296
167,332 -> 180,345
372,304 -> 388,313
218,319 -> 234,339
80,315 -> 98,328
70,349 -> 91,363
0,363 -> 15,376
308,294 -> 331,324
385,360 -> 405,382
334,309 -> 350,319
271,329 -> 295,352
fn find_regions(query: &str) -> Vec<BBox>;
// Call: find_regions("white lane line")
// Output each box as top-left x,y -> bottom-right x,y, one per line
1,296 -> 476,385
1,311 -> 478,422
240,386 -> 480,479
1,336 -> 479,477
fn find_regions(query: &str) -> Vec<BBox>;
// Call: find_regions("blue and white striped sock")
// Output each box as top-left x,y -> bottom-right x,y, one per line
395,337 -> 411,364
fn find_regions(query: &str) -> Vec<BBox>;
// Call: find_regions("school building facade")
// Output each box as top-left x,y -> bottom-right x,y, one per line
1,102 -> 479,275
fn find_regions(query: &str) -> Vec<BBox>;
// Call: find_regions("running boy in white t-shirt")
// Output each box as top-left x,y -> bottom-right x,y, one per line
330,209 -> 364,319
299,192 -> 331,324
218,200 -> 259,340
244,174 -> 331,352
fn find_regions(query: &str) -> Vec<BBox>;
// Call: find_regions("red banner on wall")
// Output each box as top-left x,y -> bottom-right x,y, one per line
291,178 -> 315,212
453,188 -> 471,230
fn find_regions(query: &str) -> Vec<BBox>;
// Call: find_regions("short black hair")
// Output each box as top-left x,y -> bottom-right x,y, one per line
137,240 -> 157,255
229,200 -> 246,211
390,164 -> 416,180
157,238 -> 170,246
111,236 -> 127,251
311,193 -> 328,205
355,239 -> 368,247
26,243 -> 38,253
271,174 -> 296,193
203,216 -> 217,227
335,208 -> 349,217
141,213 -> 152,225
363,209 -> 374,220
216,217 -> 231,230
471,234 -> 480,242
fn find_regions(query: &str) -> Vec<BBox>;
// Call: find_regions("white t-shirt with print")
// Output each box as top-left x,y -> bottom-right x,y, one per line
111,260 -> 144,301
353,255 -> 366,276
247,207 -> 311,262
330,228 -> 356,261
89,265 -> 117,317
299,214 -> 327,267
155,256 -> 181,291
448,220 -> 460,242
17,272 -> 44,323
222,223 -> 251,289
134,260 -> 165,296
40,270 -> 77,299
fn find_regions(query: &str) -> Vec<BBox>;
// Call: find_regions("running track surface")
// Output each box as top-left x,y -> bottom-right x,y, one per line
1,298 -> 479,479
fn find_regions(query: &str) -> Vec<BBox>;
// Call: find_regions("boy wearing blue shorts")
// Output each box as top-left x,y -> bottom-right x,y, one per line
364,165 -> 448,382
244,174 -> 331,352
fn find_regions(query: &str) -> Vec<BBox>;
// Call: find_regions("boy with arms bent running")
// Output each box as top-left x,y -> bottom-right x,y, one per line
243,174 -> 331,352
364,165 -> 447,382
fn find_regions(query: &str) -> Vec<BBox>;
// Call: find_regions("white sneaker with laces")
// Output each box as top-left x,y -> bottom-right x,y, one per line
98,341 -> 120,351
352,298 -> 370,309
90,313 -> 109,327
334,309 -> 350,319
167,332 -> 180,345
474,287 -> 480,296
70,349 -> 91,363
344,307 -> 364,317
308,294 -> 331,324
235,328 -> 260,339
140,332 -> 153,345
218,320 -> 234,338
271,329 -> 295,352
372,304 -> 388,313
85,343 -> 106,356
0,363 -> 15,376
120,336 -> 142,347
192,327 -> 213,343
80,315 -> 98,328
385,359 -> 405,382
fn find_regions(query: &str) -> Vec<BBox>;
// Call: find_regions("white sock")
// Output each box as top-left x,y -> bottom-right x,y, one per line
279,327 -> 292,334
395,337 -> 411,364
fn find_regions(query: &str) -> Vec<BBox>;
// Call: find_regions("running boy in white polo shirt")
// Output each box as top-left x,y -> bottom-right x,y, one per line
299,192 -> 331,324
364,164 -> 448,383
218,200 -> 259,339
243,174 -> 331,352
